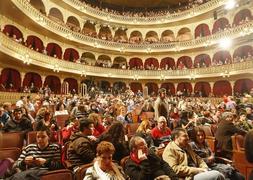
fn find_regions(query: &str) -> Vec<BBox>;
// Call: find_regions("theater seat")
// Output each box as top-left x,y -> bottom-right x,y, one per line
1,132 -> 25,149
120,156 -> 130,170
126,123 -> 139,138
26,131 -> 38,145
0,147 -> 21,161
40,169 -> 73,180
75,163 -> 93,180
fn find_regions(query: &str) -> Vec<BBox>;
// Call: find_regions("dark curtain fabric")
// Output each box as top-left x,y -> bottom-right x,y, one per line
63,48 -> 80,62
144,58 -> 159,69
130,82 -> 143,93
64,78 -> 78,92
129,58 -> 143,69
194,54 -> 211,67
25,35 -> 44,52
113,82 -> 126,91
234,79 -> 253,95
213,51 -> 232,64
233,9 -> 252,26
3,25 -> 23,39
161,82 -> 175,95
145,82 -> 158,95
100,81 -> 110,92
233,45 -> 253,58
46,43 -> 62,59
194,23 -> 211,38
44,75 -> 61,94
0,68 -> 21,91
213,80 -> 232,96
177,82 -> 192,93
177,56 -> 192,68
212,18 -> 230,34
160,57 -> 175,69
194,82 -> 211,97
23,72 -> 42,88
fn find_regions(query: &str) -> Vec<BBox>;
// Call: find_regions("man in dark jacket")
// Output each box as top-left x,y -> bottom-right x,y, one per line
215,112 -> 246,159
3,108 -> 32,133
125,136 -> 178,180
67,118 -> 96,169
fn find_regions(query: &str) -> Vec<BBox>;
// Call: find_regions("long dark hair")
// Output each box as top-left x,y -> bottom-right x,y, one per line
100,122 -> 125,144
191,127 -> 206,145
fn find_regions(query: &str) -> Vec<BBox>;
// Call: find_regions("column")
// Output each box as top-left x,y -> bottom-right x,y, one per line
230,81 -> 235,96
209,82 -> 214,97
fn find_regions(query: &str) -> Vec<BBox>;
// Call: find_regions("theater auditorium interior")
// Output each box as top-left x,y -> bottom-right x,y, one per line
0,0 -> 253,179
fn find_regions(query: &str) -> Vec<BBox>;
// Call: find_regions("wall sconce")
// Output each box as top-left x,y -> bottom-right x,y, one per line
81,70 -> 86,77
133,74 -> 139,80
221,70 -> 230,78
160,74 -> 165,81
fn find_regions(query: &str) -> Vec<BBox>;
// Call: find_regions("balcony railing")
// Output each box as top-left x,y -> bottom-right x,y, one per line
62,0 -> 227,25
10,0 -> 253,53
1,32 -> 253,80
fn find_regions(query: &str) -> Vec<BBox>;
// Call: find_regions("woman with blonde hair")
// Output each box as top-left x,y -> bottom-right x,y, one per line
136,120 -> 154,148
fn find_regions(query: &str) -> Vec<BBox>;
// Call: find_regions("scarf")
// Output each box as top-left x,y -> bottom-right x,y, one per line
130,152 -> 141,164
94,160 -> 125,180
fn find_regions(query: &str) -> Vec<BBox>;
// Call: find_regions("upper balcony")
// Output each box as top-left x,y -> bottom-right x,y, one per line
9,0 -> 253,53
1,31 -> 253,80
61,0 -> 227,25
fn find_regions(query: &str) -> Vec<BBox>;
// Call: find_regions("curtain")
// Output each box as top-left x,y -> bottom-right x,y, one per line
26,36 -> 44,52
194,54 -> 211,67
213,51 -> 232,64
161,82 -> 175,95
177,56 -> 192,68
3,25 -> 23,39
233,9 -> 252,26
130,82 -> 142,93
213,80 -> 232,96
44,76 -> 61,94
129,58 -> 143,69
234,79 -> 253,95
212,18 -> 230,34
46,43 -> 62,59
63,48 -> 80,62
23,72 -> 42,88
194,24 -> 211,38
233,45 -> 253,58
64,78 -> 78,92
144,58 -> 159,69
194,82 -> 211,97
145,83 -> 158,95
177,82 -> 192,93
0,68 -> 21,91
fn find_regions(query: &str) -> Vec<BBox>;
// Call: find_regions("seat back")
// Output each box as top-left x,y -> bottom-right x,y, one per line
1,132 -> 25,149
0,147 -> 21,161
200,125 -> 214,137
75,163 -> 93,180
120,156 -> 130,170
40,169 -> 73,180
27,131 -> 38,145
55,114 -> 69,129
232,134 -> 245,151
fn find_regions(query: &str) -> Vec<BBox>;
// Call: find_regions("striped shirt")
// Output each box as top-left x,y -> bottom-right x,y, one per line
16,143 -> 61,170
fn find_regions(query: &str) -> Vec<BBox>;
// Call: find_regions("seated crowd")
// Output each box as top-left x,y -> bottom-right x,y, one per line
0,87 -> 253,179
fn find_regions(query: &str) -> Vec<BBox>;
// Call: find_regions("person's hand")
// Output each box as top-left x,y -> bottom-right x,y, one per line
34,158 -> 47,166
87,135 -> 97,141
24,156 -> 36,166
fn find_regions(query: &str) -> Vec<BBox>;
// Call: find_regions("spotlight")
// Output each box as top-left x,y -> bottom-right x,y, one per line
225,0 -> 236,10
219,38 -> 232,49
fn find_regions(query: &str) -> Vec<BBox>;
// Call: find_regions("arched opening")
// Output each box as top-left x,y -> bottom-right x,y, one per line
98,26 -> 112,41
129,58 -> 143,69
145,31 -> 159,43
129,31 -> 143,44
80,52 -> 96,65
114,28 -> 128,43
3,25 -> 23,41
82,21 -> 97,37
233,9 -> 252,26
23,72 -> 42,92
177,56 -> 192,69
46,42 -> 62,59
234,79 -> 253,96
194,23 -> 211,38
99,80 -> 111,93
160,57 -> 175,70
233,45 -> 253,62
0,68 -> 21,92
144,58 -> 159,70
113,82 -> 126,93
25,35 -> 44,52
96,55 -> 112,67
213,80 -> 232,96
64,78 -> 78,93
177,28 -> 192,41
66,16 -> 80,32
145,82 -> 158,95
112,57 -> 127,69
48,7 -> 64,23
130,82 -> 143,93
194,54 -> 211,68
44,75 -> 61,94
194,82 -> 211,97
177,82 -> 192,96
212,51 -> 232,65
161,30 -> 175,42
212,17 -> 230,34
63,48 -> 80,62
161,82 -> 175,95
30,0 -> 46,14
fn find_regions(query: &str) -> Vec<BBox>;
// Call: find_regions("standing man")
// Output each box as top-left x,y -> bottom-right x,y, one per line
154,88 -> 169,122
